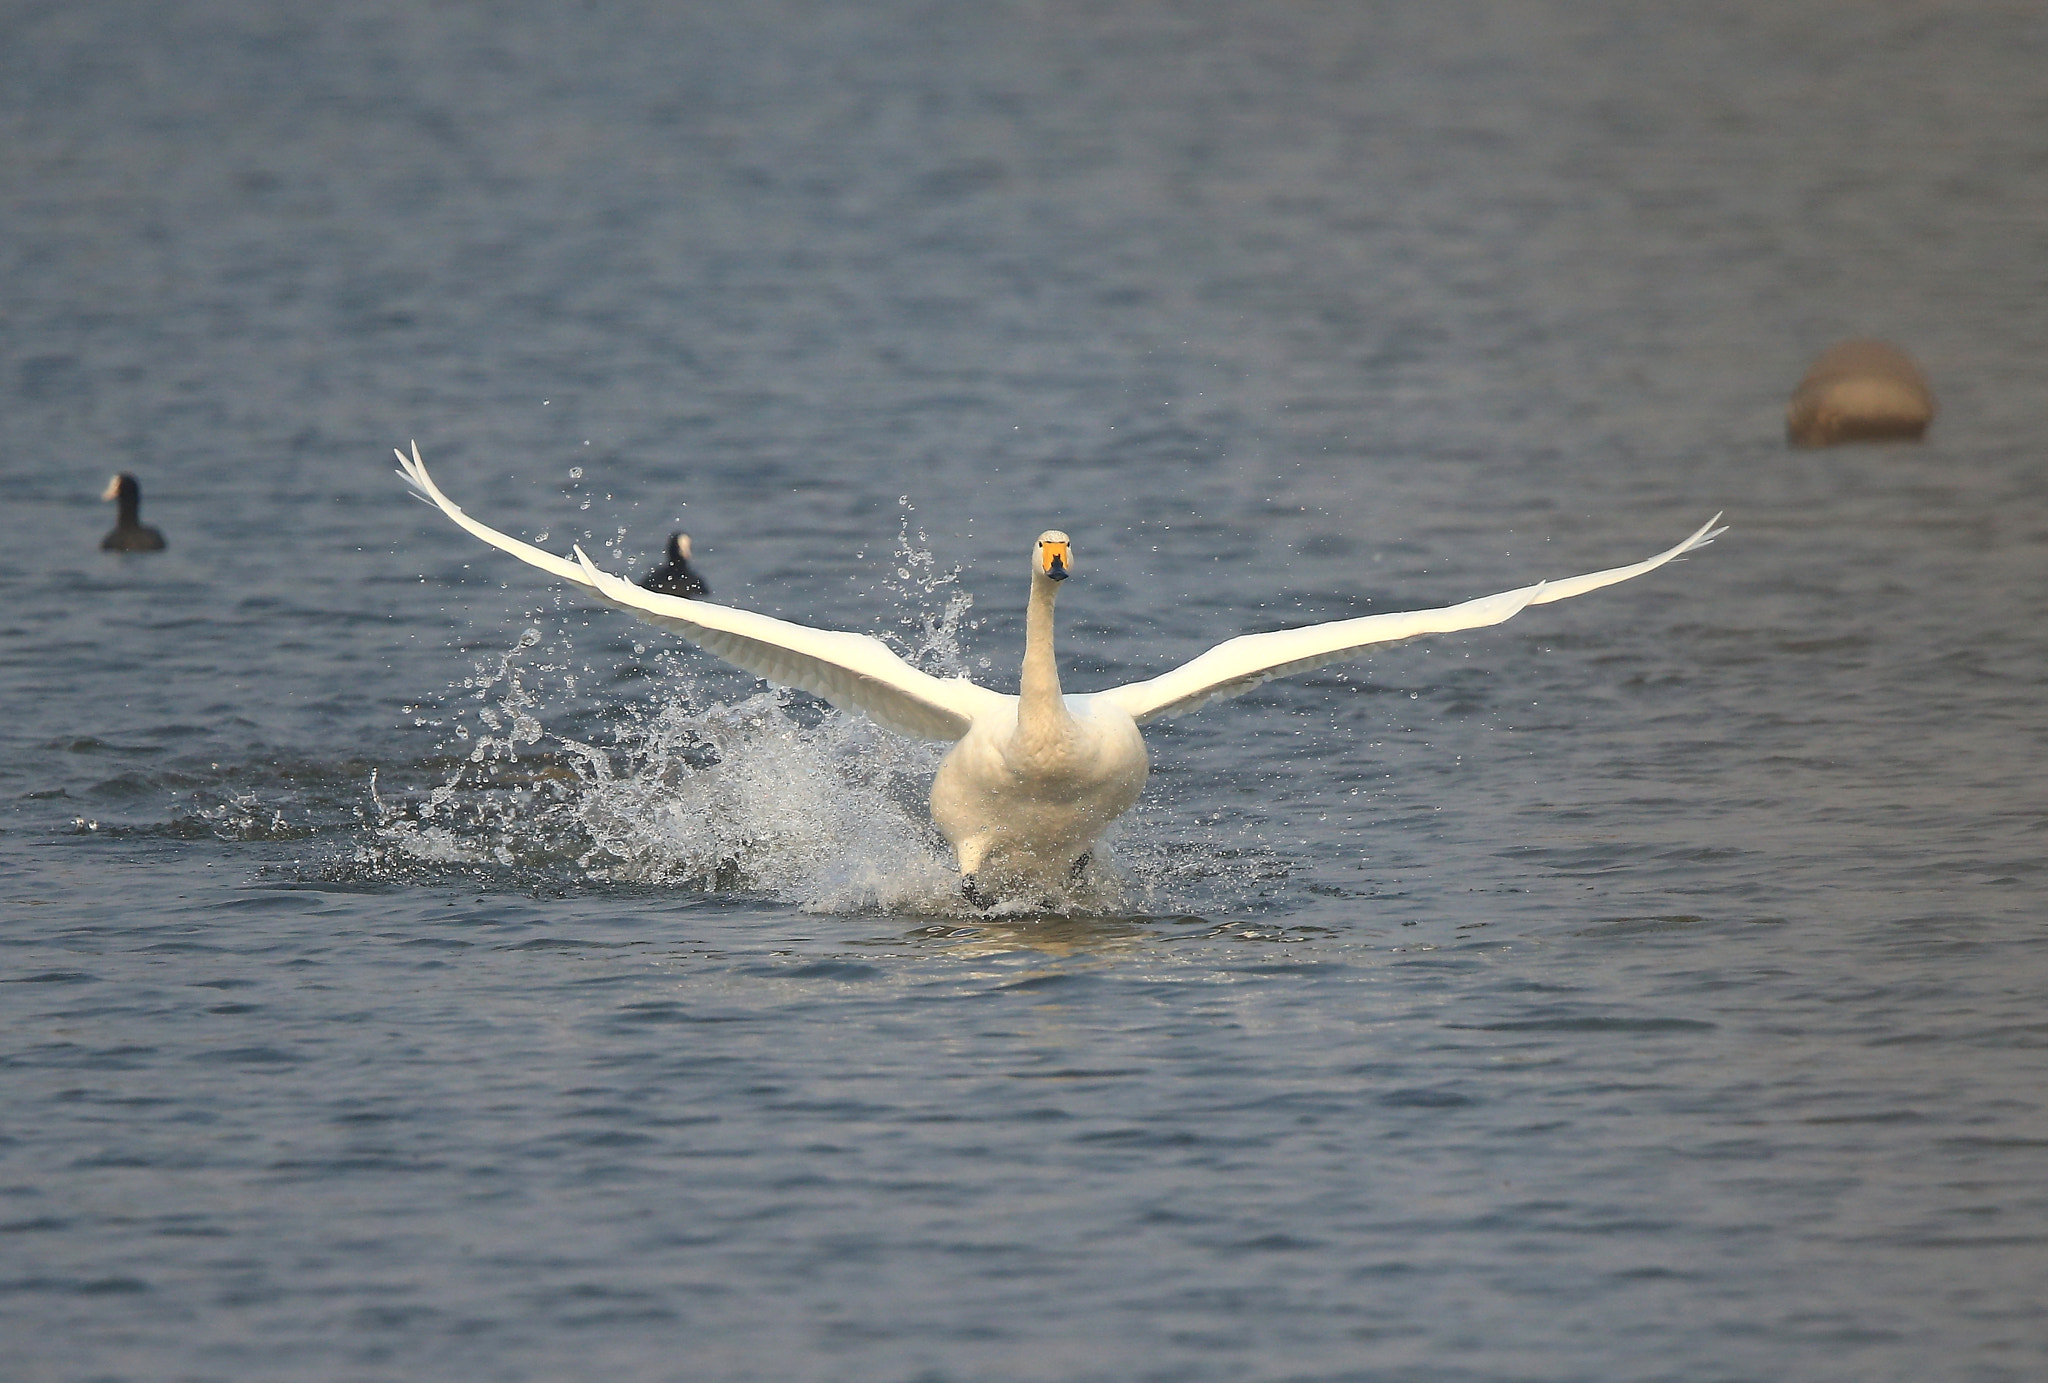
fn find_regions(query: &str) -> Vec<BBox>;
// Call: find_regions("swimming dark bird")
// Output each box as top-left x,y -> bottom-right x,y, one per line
640,532 -> 709,597
100,473 -> 166,552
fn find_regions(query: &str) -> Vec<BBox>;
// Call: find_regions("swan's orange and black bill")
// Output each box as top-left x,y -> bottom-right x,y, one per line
1039,538 -> 1071,581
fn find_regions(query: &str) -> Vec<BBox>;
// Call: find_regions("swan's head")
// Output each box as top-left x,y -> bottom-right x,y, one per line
669,533 -> 693,560
102,473 -> 136,503
1035,530 -> 1072,582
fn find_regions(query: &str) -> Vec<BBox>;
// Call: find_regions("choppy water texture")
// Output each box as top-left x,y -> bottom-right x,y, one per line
5,3 -> 2047,1380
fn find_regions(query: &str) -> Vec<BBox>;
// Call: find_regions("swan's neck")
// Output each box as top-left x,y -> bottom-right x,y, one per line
117,485 -> 140,527
1017,572 -> 1071,750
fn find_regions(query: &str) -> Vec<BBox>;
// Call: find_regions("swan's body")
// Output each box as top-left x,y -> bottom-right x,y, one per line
397,443 -> 1722,896
929,537 -> 1150,886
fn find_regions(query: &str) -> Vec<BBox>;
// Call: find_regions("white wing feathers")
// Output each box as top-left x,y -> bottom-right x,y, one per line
1095,514 -> 1725,725
1091,585 -> 1543,724
396,441 -> 592,588
567,549 -> 995,741
395,443 -> 993,742
1518,513 -> 1726,608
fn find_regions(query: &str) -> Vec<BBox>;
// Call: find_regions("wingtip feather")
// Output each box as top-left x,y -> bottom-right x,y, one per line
1678,512 -> 1729,556
395,440 -> 433,496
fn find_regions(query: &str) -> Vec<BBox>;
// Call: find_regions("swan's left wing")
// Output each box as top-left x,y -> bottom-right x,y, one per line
1096,515 -> 1724,725
396,443 -> 1000,742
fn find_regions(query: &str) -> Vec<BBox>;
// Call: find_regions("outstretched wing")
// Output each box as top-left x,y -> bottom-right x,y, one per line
1095,515 -> 1725,725
566,548 -> 999,741
396,442 -> 1000,742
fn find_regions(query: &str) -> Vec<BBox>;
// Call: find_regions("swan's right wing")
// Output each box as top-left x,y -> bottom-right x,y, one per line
397,443 -> 1000,742
568,548 -> 1000,741
1097,515 -> 1724,725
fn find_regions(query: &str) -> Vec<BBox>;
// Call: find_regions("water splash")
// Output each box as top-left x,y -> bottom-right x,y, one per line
197,792 -> 312,842
856,497 -> 979,677
555,684 -> 961,909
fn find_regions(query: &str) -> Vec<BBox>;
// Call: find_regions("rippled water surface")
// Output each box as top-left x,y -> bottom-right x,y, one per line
5,3 -> 2046,1379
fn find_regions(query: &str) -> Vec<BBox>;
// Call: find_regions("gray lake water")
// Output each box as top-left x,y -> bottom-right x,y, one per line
4,3 -> 2046,1380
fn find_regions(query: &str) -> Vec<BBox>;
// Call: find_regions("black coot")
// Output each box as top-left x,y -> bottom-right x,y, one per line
639,532 -> 708,597
100,473 -> 166,551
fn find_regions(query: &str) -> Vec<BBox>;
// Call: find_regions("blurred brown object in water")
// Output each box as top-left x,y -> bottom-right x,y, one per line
1786,339 -> 1935,447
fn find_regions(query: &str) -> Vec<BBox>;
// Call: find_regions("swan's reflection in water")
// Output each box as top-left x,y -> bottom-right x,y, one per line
885,913 -> 1336,959
899,913 -> 1173,960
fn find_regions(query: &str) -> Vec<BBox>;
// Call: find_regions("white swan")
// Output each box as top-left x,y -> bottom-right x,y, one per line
397,443 -> 1722,897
